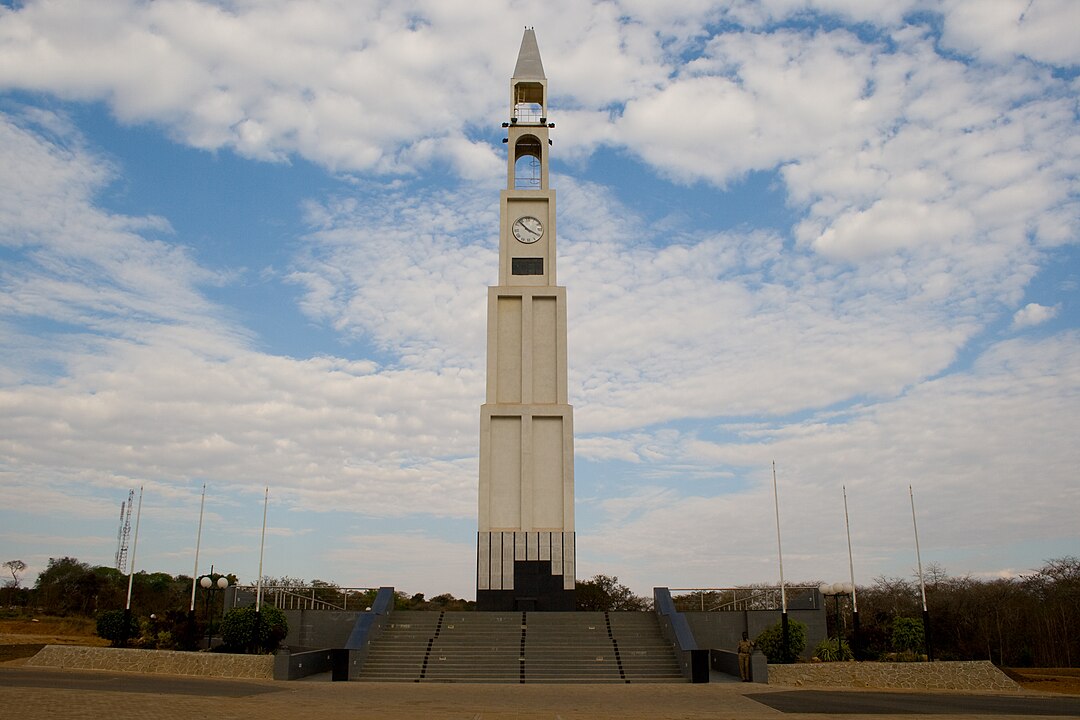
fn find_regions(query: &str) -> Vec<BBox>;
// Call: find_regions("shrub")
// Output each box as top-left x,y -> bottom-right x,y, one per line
159,608 -> 203,651
95,609 -> 140,646
219,605 -> 288,653
814,638 -> 853,661
755,619 -> 807,663
890,616 -> 924,654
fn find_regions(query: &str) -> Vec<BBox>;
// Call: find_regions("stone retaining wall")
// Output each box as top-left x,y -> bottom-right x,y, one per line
25,645 -> 274,679
768,660 -> 1019,691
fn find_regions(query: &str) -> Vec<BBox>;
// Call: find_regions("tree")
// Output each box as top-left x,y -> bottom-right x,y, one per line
755,619 -> 807,664
576,575 -> 650,611
1021,556 -> 1080,666
95,609 -> 140,647
890,616 -> 924,658
34,557 -> 97,614
219,605 -> 288,654
3,559 -> 26,587
3,559 -> 27,606
428,593 -> 473,611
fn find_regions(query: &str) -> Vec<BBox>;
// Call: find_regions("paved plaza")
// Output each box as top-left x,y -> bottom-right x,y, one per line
4,667 -> 1080,720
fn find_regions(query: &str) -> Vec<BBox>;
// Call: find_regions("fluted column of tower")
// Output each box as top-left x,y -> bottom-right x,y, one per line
476,28 -> 575,612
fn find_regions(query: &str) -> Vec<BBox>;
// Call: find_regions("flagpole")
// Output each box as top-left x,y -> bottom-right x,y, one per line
252,486 -> 268,652
190,483 -> 207,613
909,485 -> 933,661
772,461 -> 790,661
843,485 -> 860,658
256,486 -> 268,608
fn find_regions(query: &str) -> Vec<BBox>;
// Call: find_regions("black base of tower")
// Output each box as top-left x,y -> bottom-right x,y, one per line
477,560 -> 575,611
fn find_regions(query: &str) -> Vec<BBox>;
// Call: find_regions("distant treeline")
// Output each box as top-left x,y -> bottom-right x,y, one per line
857,557 -> 1079,667
672,557 -> 1079,668
5,556 -> 1077,667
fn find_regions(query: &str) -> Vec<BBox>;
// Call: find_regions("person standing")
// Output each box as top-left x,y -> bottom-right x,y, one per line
737,631 -> 755,682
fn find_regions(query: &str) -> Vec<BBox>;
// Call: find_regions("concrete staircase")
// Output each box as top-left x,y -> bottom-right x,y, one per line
357,611 -> 684,683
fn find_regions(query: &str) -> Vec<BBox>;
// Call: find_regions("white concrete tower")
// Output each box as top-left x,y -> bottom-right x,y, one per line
476,28 -> 575,611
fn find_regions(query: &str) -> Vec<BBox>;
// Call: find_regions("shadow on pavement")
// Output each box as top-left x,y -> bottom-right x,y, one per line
750,689 -> 1080,716
0,668 -> 282,698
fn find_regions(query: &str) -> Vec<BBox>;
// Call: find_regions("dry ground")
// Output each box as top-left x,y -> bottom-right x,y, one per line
1003,667 -> 1080,695
0,616 -> 108,664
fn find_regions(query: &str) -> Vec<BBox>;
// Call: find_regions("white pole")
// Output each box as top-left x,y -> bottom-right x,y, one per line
189,483 -> 206,612
255,487 -> 268,609
124,486 -> 144,611
772,461 -> 787,612
843,485 -> 857,612
909,485 -> 928,612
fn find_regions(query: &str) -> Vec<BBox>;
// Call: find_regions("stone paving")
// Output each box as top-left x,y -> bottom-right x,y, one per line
5,666 -> 1080,720
0,669 -> 778,720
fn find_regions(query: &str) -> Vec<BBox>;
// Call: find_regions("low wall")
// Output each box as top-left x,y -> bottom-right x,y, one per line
711,648 -> 768,684
26,645 -> 274,680
768,661 -> 1019,691
274,647 -> 334,680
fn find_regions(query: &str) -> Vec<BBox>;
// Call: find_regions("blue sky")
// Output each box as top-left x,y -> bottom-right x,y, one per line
1,0 -> 1078,601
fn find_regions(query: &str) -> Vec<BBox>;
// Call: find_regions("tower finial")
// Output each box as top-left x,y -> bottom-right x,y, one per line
513,27 -> 545,80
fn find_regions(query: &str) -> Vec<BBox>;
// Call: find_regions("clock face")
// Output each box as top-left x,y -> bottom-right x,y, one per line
512,215 -> 544,244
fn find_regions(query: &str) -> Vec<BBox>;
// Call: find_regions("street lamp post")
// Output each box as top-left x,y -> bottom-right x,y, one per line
197,567 -> 229,650
818,582 -> 853,660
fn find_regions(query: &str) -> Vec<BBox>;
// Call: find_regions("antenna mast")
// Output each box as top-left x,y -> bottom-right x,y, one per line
114,488 -> 135,572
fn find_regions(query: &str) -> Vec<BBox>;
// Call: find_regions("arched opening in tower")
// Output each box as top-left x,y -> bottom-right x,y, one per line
514,135 -> 543,189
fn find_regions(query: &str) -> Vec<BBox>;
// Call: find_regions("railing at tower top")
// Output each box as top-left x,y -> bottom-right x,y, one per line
229,585 -> 378,612
668,587 -> 821,612
513,102 -> 543,124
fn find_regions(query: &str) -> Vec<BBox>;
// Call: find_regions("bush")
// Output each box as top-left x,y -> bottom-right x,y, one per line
158,608 -> 203,651
755,619 -> 807,663
95,609 -> 140,646
219,605 -> 288,653
814,638 -> 853,661
890,616 -> 924,654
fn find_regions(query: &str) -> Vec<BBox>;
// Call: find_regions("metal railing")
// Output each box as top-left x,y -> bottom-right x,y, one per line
513,102 -> 543,123
668,587 -> 821,612
230,585 -> 377,612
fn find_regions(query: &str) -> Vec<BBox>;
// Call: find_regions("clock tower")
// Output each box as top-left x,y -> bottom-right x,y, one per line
476,28 -> 575,611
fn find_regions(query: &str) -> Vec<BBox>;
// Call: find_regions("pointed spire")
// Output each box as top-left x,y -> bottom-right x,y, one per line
513,27 -> 545,79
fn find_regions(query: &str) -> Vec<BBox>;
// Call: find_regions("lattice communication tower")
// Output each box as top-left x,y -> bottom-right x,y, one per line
114,488 -> 134,572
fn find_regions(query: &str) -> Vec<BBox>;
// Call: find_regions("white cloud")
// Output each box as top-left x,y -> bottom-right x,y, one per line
1,2 -> 1077,596
0,0 -> 516,171
939,0 -> 1080,66
1012,302 -> 1059,328
580,332 -> 1080,593
289,187 -> 497,370
328,532 -> 476,599
0,108 -> 482,527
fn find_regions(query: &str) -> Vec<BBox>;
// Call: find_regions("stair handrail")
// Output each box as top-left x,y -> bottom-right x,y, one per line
654,587 -> 708,683
230,584 -> 378,611
668,586 -> 821,612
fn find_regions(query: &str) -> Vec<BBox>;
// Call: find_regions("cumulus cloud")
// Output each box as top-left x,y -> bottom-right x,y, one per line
0,0 -> 515,172
0,108 -> 482,532
1012,302 -> 1059,328
582,332 -> 1080,590
938,0 -> 1080,66
1,1 -> 1078,594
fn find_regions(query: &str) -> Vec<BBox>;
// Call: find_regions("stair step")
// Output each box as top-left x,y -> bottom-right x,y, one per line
353,611 -> 684,684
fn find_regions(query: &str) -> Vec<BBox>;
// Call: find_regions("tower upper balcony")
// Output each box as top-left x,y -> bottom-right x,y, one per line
510,29 -> 547,123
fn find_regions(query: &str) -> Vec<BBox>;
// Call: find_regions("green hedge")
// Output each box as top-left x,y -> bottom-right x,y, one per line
218,604 -> 288,653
